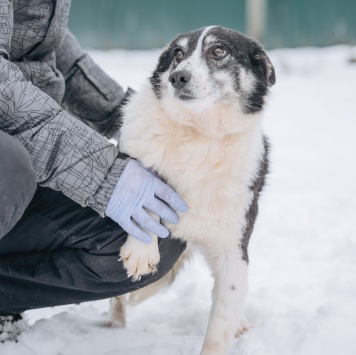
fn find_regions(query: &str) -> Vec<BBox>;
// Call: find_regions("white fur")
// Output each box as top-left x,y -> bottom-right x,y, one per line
177,37 -> 189,49
239,66 -> 256,94
111,28 -> 266,355
204,34 -> 218,45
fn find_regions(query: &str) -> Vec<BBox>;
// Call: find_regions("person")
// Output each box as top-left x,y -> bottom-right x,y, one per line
0,0 -> 188,341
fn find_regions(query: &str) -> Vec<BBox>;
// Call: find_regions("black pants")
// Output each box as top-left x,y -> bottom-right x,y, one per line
0,131 -> 186,316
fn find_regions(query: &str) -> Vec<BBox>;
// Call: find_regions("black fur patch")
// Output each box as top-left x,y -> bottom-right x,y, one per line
150,49 -> 173,99
240,136 -> 270,263
245,47 -> 275,113
105,87 -> 136,143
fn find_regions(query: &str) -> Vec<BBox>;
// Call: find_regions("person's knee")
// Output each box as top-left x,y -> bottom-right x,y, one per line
76,237 -> 187,295
0,132 -> 37,238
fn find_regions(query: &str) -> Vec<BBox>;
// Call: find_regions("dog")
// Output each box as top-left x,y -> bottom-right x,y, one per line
109,26 -> 275,355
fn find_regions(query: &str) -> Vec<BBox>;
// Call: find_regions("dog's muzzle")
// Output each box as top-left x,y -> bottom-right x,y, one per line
169,70 -> 191,90
169,70 -> 195,101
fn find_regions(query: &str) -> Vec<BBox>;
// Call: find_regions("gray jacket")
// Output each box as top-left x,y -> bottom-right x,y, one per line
0,0 -> 129,216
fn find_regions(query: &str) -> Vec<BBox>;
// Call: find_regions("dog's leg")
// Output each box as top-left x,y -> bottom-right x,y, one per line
109,295 -> 126,327
200,247 -> 248,355
109,248 -> 189,326
127,248 -> 190,305
109,230 -> 159,327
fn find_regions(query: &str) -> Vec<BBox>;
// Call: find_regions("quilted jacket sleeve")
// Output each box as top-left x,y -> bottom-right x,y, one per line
56,29 -> 125,136
0,1 -> 129,216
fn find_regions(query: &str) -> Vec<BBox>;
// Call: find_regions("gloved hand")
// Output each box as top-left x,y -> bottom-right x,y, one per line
105,159 -> 188,243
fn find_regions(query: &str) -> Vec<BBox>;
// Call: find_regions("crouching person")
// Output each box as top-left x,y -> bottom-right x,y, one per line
0,0 -> 187,342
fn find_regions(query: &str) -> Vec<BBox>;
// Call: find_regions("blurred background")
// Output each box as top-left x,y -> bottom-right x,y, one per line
68,0 -> 356,50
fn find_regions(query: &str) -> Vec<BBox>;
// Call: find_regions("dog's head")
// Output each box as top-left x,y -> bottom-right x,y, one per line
150,26 -> 275,137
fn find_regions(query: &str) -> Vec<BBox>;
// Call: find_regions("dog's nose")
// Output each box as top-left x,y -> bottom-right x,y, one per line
169,70 -> 191,90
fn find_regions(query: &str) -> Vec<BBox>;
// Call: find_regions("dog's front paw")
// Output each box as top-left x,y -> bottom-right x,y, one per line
120,235 -> 160,281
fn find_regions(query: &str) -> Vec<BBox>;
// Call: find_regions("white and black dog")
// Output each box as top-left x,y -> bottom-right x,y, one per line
109,26 -> 275,355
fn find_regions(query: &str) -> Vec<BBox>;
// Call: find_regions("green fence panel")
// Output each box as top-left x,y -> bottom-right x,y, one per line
68,0 -> 246,50
68,0 -> 356,49
266,0 -> 356,48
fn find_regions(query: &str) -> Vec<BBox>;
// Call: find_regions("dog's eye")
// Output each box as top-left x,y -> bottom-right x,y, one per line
175,50 -> 184,63
212,47 -> 227,58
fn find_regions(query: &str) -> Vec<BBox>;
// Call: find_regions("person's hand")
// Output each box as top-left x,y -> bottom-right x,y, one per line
105,159 -> 188,243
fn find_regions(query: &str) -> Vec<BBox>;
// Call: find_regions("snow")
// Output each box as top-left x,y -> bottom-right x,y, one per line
2,45 -> 356,355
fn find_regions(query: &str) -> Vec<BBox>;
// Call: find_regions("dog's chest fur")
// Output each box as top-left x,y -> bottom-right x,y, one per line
120,85 -> 264,248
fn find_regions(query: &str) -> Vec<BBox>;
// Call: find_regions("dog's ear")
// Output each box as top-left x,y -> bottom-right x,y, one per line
249,46 -> 276,88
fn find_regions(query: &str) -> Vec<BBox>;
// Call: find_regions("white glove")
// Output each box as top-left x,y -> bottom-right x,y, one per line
105,159 -> 188,243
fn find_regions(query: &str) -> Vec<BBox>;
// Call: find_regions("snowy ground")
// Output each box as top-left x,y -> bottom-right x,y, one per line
2,45 -> 356,355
